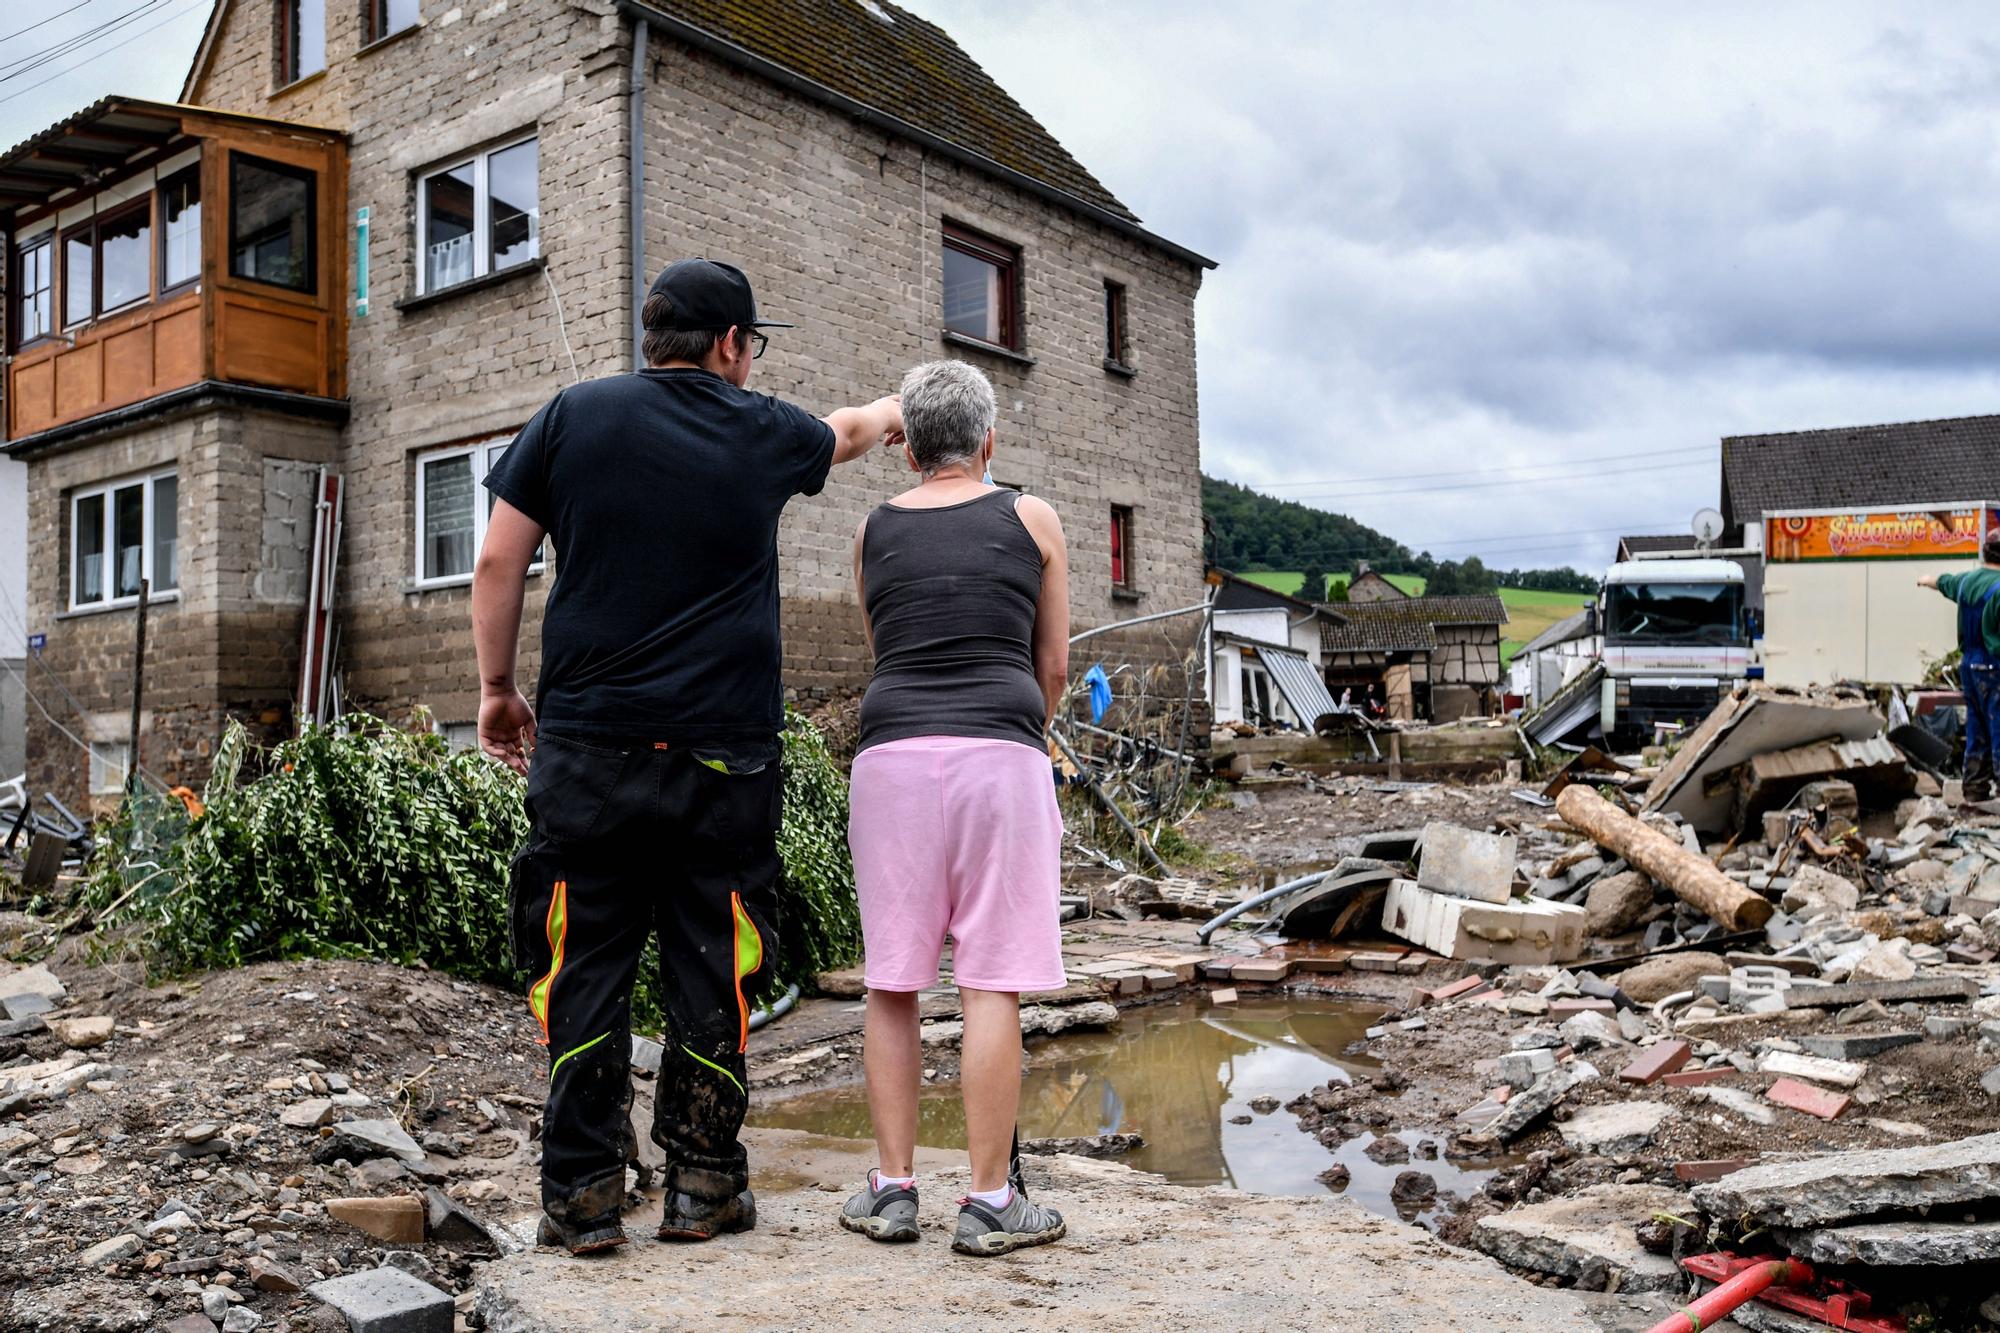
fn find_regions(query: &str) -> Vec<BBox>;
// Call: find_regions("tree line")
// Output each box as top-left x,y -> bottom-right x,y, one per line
1203,474 -> 1598,598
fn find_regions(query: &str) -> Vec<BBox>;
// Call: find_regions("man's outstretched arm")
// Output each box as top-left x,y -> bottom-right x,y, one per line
824,395 -> 904,465
472,498 -> 547,774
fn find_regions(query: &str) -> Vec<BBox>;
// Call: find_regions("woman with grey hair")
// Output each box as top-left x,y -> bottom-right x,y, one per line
839,358 -> 1071,1256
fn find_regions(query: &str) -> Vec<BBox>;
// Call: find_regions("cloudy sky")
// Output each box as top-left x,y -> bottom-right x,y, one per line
9,1 -> 1999,574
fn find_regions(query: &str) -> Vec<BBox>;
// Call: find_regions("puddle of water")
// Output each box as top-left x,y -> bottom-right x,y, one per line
750,996 -> 1515,1229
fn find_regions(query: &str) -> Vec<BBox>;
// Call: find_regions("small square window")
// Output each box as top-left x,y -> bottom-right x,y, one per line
1110,505 -> 1135,589
1103,280 -> 1127,366
942,222 -> 1019,350
89,740 -> 130,795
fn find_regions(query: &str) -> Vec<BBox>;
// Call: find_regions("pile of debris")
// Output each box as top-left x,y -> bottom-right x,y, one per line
1268,682 -> 2000,1325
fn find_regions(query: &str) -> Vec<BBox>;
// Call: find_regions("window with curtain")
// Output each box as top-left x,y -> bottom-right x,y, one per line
417,135 -> 539,296
70,471 -> 179,610
14,234 -> 52,345
415,438 -> 544,585
159,168 -> 201,289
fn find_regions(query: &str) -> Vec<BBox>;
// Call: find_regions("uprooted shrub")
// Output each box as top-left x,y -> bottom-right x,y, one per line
81,710 -> 861,1005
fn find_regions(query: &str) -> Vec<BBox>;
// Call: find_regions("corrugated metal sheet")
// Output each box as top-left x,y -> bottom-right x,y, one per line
1260,646 -> 1339,727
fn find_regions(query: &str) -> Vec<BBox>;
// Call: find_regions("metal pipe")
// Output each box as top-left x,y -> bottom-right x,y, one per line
1643,1259 -> 1814,1333
1065,719 -> 1198,766
627,16 -> 648,370
1068,601 -> 1212,645
1050,728 -> 1170,875
747,982 -> 800,1033
1196,869 -> 1333,943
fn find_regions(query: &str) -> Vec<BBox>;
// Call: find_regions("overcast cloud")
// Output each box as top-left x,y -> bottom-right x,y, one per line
9,1 -> 1999,572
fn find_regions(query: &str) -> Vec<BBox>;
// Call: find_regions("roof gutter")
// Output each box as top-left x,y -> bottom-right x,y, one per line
614,0 -> 1216,271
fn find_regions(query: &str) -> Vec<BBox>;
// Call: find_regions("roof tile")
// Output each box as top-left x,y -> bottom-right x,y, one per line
642,0 -> 1135,221
1721,414 -> 2000,530
1318,595 -> 1508,654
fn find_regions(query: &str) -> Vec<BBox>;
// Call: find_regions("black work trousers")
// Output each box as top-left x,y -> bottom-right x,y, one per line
511,732 -> 782,1220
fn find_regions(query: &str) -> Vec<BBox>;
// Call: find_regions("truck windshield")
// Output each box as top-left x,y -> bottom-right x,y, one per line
1604,582 -> 1744,646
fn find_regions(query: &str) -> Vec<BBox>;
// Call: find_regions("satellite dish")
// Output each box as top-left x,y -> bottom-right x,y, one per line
1691,508 -> 1725,549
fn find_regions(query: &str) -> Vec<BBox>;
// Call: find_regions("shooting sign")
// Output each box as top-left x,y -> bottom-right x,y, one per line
1765,507 -> 1994,562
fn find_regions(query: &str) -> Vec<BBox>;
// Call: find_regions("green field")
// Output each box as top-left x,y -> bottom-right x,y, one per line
1237,572 -> 1589,665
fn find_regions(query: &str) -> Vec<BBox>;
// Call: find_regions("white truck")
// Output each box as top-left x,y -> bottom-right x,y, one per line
1596,558 -> 1753,742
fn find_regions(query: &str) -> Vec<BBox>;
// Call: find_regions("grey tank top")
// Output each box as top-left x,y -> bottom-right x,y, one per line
857,487 -> 1047,754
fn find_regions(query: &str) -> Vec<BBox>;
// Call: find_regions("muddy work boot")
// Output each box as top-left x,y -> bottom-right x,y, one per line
657,1188 -> 756,1241
840,1171 -> 920,1243
951,1188 -> 1065,1257
537,1174 -> 628,1256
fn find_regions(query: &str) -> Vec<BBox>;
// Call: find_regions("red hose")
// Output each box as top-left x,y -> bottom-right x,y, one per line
1643,1258 -> 1815,1333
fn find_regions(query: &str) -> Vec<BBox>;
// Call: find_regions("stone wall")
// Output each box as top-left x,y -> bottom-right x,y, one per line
184,0 -> 1206,739
20,406 -> 340,809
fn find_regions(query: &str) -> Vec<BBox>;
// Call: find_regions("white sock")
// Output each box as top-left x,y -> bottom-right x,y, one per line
967,1184 -> 1012,1209
872,1169 -> 915,1191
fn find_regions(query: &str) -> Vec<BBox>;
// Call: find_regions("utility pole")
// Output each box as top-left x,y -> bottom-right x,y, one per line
126,578 -> 148,794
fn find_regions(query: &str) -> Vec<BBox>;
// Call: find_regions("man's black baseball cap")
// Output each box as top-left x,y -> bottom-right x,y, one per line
645,258 -> 795,331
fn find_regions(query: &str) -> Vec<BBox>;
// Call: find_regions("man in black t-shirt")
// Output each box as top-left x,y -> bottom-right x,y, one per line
472,258 -> 902,1254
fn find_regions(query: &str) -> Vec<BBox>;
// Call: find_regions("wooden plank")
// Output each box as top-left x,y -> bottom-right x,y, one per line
218,295 -> 325,393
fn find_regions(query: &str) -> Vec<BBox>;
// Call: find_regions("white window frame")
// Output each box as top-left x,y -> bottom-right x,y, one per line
68,469 -> 180,613
413,436 -> 545,589
414,133 -> 539,297
89,739 -> 130,795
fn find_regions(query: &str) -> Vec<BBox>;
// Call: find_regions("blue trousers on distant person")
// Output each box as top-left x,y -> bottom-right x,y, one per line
1962,662 -> 2000,802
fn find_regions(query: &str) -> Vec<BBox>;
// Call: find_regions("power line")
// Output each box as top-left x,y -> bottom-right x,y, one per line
0,0 -> 101,46
1245,444 -> 1713,492
0,0 -> 209,107
0,0 -> 172,80
1253,457 -> 1710,504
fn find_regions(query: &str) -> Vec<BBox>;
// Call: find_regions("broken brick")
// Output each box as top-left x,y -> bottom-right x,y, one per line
1674,1157 -> 1759,1183
1229,960 -> 1290,983
1548,998 -> 1616,1020
1418,975 -> 1492,1006
1618,1040 -> 1693,1086
1661,1067 -> 1734,1089
1766,1077 -> 1850,1120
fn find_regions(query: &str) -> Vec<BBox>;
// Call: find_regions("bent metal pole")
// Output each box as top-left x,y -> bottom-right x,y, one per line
1554,784 -> 1774,932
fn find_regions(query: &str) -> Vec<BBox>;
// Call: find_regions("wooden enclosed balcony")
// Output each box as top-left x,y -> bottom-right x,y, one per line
1,98 -> 346,441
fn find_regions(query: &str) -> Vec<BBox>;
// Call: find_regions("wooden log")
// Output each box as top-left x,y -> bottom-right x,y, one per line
1554,784 -> 1774,932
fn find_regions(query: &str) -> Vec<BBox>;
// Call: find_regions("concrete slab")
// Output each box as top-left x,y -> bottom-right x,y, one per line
1557,1102 -> 1672,1155
1470,1183 -> 1685,1293
1416,823 -> 1516,903
1690,1130 -> 2000,1228
475,1129 -> 1597,1333
1783,1217 -> 2000,1267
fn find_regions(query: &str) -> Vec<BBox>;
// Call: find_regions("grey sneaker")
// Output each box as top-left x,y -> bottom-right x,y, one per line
951,1188 -> 1065,1257
840,1171 -> 920,1243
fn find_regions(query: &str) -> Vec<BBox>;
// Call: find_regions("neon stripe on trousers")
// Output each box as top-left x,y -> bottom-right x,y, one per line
680,1043 -> 744,1095
730,891 -> 764,1053
549,1030 -> 612,1080
527,879 -> 568,1044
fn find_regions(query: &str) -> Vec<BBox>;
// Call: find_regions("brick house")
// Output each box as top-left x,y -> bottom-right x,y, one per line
1,0 -> 1213,806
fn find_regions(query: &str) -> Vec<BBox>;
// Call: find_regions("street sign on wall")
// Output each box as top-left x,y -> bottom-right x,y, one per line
1765,506 -> 1996,562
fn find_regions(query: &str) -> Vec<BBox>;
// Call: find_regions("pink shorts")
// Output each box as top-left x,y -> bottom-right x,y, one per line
847,735 -> 1067,993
